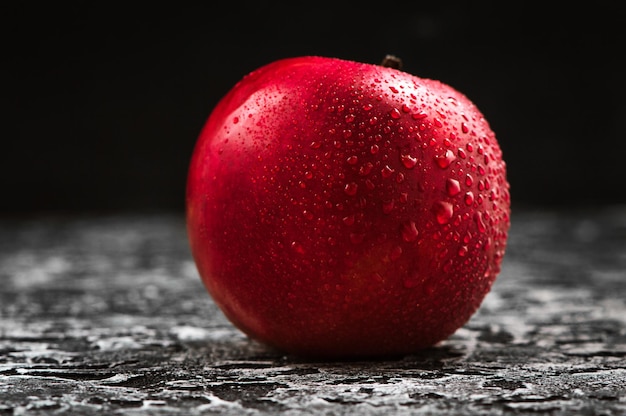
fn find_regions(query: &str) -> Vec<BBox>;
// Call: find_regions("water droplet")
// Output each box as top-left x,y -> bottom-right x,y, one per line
400,154 -> 418,169
412,111 -> 428,120
291,241 -> 305,254
363,103 -> 373,111
310,141 -> 322,149
401,220 -> 419,242
359,162 -> 374,176
381,165 -> 395,178
344,182 -> 358,196
434,201 -> 454,224
464,191 -> 474,206
345,114 -> 356,123
370,144 -> 380,154
446,178 -> 461,196
465,174 -> 474,187
342,215 -> 355,226
389,86 -> 399,93
435,149 -> 456,169
343,129 -> 353,139
461,122 -> 469,133
389,108 -> 402,119
474,212 -> 487,233
347,155 -> 359,165
382,199 -> 395,214
458,245 -> 468,257
232,116 -> 239,124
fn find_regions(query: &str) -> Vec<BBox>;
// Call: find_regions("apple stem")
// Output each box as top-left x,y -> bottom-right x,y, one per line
380,55 -> 403,70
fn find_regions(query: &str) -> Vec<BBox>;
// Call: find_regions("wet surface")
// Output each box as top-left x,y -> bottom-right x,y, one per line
1,207 -> 625,415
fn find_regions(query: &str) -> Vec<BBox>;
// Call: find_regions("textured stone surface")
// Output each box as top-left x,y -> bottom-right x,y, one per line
1,207 -> 625,415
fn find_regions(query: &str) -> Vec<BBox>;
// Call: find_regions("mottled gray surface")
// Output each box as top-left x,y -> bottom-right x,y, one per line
1,207 -> 625,415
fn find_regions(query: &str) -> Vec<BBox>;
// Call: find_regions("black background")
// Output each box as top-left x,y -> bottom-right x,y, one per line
4,3 -> 626,216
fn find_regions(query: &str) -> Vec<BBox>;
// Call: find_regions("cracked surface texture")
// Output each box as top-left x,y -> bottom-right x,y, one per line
1,207 -> 625,415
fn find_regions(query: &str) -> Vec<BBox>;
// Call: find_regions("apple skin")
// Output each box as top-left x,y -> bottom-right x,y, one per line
186,56 -> 510,359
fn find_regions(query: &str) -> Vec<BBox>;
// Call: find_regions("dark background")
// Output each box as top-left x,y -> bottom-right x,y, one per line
4,3 -> 626,216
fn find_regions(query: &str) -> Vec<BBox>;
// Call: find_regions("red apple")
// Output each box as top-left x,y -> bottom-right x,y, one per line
186,55 -> 510,359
